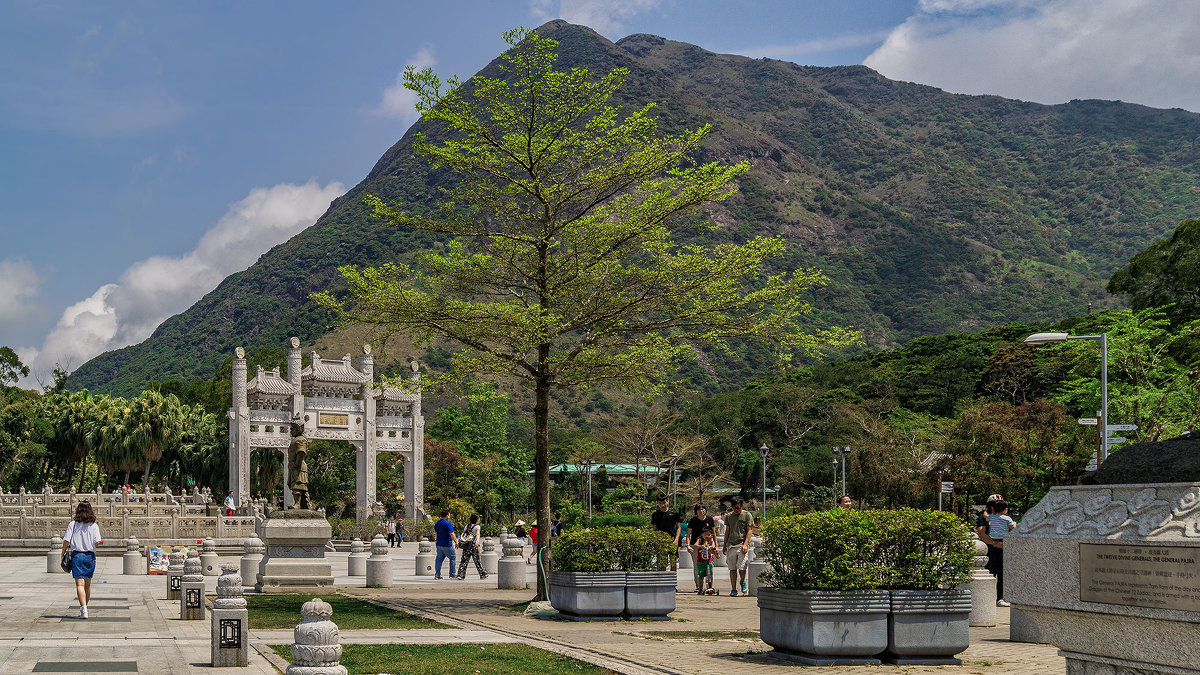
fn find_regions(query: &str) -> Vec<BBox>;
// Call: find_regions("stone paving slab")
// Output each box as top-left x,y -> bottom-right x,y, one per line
251,628 -> 517,644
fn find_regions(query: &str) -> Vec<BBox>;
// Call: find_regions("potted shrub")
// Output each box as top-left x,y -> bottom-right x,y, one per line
549,526 -> 676,619
879,508 -> 974,665
757,509 -> 891,665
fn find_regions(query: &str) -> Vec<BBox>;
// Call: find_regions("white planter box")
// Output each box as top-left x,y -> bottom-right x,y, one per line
887,589 -> 972,665
549,571 -> 625,618
625,571 -> 676,618
758,587 -> 889,665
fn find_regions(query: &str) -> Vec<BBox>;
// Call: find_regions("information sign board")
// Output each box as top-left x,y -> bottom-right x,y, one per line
940,481 -> 954,493
1080,543 -> 1200,611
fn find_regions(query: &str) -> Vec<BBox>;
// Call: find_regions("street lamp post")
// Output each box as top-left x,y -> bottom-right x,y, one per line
832,446 -> 851,497
831,457 -> 839,506
669,453 -> 679,512
1025,332 -> 1109,462
581,460 -> 593,524
758,444 -> 770,519
773,485 -> 781,509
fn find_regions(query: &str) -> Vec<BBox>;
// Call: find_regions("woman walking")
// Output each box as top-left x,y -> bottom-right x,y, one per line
455,514 -> 488,580
62,501 -> 102,619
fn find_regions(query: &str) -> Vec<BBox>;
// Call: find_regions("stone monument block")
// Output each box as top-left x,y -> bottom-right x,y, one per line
255,512 -> 334,594
346,537 -> 367,577
364,534 -> 392,587
1008,483 -> 1200,675
211,565 -> 248,667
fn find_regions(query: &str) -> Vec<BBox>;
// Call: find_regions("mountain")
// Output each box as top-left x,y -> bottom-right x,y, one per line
69,21 -> 1200,396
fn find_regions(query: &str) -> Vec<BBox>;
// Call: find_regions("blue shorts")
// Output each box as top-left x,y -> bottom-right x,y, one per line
70,551 -> 96,579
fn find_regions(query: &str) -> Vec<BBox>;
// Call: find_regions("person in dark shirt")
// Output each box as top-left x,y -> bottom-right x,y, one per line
650,494 -> 682,571
685,503 -> 716,592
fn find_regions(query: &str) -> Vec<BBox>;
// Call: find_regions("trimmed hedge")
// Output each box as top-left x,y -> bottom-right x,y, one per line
551,526 -> 675,573
759,508 -> 973,591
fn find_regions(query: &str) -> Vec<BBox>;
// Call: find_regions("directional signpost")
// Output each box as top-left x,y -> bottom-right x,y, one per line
1108,424 -> 1138,432
1078,417 -> 1098,426
1080,417 -> 1137,470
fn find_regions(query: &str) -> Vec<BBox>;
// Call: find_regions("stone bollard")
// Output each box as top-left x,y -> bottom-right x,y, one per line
967,534 -> 997,626
181,549 -> 206,620
201,536 -> 220,576
498,526 -> 509,547
481,537 -> 499,575
414,537 -> 434,576
346,538 -> 367,577
677,546 -> 693,570
364,534 -> 393,587
167,549 -> 186,599
123,536 -> 142,575
48,535 -> 66,574
240,534 -> 264,592
211,565 -> 248,667
497,539 -> 525,589
286,597 -> 347,675
714,534 -> 727,567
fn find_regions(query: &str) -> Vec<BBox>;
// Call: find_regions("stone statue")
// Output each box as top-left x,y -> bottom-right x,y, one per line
287,423 -> 311,510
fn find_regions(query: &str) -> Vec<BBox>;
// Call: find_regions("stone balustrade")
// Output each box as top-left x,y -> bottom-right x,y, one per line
0,512 -> 255,541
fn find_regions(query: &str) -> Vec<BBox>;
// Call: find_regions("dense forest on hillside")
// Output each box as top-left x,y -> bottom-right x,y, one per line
69,20 -> 1200,397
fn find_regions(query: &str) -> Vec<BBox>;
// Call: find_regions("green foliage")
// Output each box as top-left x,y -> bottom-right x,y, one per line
759,509 -> 884,591
1108,218 -> 1200,321
876,508 -> 973,590
599,478 -> 649,515
0,347 -> 29,387
589,513 -> 650,528
550,526 -> 674,572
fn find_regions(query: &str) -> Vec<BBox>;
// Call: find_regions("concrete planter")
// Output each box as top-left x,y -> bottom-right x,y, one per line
549,571 -> 625,618
757,587 -> 890,665
624,571 -> 676,619
886,589 -> 972,665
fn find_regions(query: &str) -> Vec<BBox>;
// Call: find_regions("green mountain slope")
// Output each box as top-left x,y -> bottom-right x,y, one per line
70,21 -> 1200,396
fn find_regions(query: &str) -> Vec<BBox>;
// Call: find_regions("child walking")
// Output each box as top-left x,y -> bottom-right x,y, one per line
695,528 -> 718,596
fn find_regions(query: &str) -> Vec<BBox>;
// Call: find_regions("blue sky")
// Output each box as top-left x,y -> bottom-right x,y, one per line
2,0 -> 1198,387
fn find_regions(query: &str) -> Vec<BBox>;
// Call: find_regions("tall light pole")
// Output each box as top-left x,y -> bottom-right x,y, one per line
774,485 -> 781,510
581,460 -> 593,524
1025,332 -> 1109,462
832,446 -> 851,497
669,453 -> 679,511
759,443 -> 770,519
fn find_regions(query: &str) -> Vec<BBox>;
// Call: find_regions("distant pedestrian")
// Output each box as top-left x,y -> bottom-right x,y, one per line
686,503 -> 715,593
42,482 -> 54,499
526,523 -> 540,564
651,494 -> 682,571
695,528 -> 718,595
513,520 -> 527,560
433,510 -> 458,579
456,514 -> 488,580
837,495 -> 853,510
986,499 -> 1015,606
386,518 -> 397,547
62,501 -> 102,619
722,496 -> 755,596
550,513 -> 565,540
396,515 -> 405,544
224,491 -> 236,516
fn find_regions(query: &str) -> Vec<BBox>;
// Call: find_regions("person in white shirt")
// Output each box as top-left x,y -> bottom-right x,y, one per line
61,501 -> 102,619
224,491 -> 236,516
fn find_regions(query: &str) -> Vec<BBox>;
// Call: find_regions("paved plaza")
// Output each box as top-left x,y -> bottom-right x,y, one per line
0,543 -> 1065,674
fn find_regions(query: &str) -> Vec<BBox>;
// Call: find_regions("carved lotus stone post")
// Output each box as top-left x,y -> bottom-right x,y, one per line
201,536 -> 220,576
48,535 -> 65,574
346,537 -> 367,577
497,539 -> 525,589
240,534 -> 264,592
123,536 -> 142,575
967,533 -> 997,626
481,537 -> 499,575
414,537 -> 434,576
364,534 -> 392,587
211,565 -> 248,667
167,549 -> 185,600
181,548 -> 206,620
286,597 -> 347,675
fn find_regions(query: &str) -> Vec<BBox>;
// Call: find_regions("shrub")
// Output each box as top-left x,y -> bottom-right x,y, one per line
759,508 -> 975,592
551,527 -> 675,573
759,509 -> 883,591
877,508 -> 973,590
590,513 -> 650,528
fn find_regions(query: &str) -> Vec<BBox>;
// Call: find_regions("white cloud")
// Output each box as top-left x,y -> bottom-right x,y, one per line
738,30 -> 894,61
529,0 -> 663,37
0,258 -> 42,324
26,180 -> 346,380
367,48 -> 437,123
865,0 -> 1200,113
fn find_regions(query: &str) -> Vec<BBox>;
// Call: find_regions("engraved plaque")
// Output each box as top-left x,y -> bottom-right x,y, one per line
185,588 -> 202,608
319,412 -> 349,427
1080,542 -> 1200,611
169,575 -> 181,591
219,618 -> 243,648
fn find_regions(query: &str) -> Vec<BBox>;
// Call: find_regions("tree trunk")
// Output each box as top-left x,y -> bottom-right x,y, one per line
142,460 -> 151,495
76,449 -> 89,492
532,347 -> 552,602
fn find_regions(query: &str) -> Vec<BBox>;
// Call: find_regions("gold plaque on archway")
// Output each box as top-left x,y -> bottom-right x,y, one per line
318,412 -> 349,428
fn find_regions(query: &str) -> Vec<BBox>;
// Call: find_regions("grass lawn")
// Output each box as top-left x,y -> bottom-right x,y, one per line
270,643 -> 614,674
637,629 -> 760,641
244,594 -> 450,629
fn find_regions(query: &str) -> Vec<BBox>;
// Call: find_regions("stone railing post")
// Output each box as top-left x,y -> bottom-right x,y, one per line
497,539 -> 525,589
122,511 -> 130,539
286,597 -> 346,675
18,511 -> 26,539
217,512 -> 225,539
171,512 -> 178,539
967,533 -> 997,627
167,549 -> 185,600
481,537 -> 499,575
414,537 -> 434,576
123,536 -> 142,575
48,535 -> 65,574
201,536 -> 220,576
346,538 -> 367,577
211,565 -> 248,667
364,534 -> 392,588
181,549 -> 205,620
240,534 -> 265,592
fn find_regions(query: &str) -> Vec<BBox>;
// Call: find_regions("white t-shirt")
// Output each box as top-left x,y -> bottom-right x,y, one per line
65,521 -> 102,553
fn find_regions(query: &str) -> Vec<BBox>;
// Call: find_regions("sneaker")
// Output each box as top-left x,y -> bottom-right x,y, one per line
997,599 -> 1011,607
434,576 -> 442,580
79,606 -> 88,619
740,581 -> 747,594
730,588 -> 739,597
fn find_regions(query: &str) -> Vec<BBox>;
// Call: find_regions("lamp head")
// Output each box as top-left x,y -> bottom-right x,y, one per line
1024,332 -> 1069,345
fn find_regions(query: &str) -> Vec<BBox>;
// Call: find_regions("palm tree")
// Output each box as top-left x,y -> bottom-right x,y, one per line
126,390 -> 184,494
93,397 -> 142,489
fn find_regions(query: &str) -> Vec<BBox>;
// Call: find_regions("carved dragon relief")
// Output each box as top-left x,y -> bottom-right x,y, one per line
1015,485 -> 1200,539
